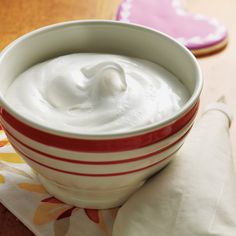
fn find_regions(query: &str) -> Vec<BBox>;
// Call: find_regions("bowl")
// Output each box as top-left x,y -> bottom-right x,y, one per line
0,20 -> 202,209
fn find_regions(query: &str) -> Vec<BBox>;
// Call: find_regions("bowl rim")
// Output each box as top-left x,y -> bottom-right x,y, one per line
0,20 -> 203,139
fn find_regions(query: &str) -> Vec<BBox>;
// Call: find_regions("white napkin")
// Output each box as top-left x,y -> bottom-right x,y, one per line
113,102 -> 236,236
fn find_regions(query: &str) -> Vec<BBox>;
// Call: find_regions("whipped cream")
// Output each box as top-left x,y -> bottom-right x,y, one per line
5,53 -> 189,134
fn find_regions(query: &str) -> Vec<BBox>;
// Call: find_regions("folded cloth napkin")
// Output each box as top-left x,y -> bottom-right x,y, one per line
0,102 -> 235,236
113,102 -> 236,236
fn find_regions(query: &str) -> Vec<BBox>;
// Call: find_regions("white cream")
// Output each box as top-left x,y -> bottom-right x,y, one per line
5,53 -> 189,134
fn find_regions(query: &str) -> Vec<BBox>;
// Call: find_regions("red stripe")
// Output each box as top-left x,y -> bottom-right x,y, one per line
4,125 -> 191,165
0,101 -> 199,153
13,144 -> 179,177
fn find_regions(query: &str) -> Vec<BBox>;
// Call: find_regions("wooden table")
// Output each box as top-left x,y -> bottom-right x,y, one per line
0,0 -> 235,235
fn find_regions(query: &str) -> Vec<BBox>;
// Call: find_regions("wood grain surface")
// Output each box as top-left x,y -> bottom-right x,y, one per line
0,0 -> 235,235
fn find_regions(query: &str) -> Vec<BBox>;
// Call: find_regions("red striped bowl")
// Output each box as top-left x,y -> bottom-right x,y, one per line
0,21 -> 202,209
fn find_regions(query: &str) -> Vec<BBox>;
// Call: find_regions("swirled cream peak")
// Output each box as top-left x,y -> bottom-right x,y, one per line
5,53 -> 189,134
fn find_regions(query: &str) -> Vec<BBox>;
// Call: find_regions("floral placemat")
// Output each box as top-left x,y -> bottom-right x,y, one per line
0,127 -> 118,236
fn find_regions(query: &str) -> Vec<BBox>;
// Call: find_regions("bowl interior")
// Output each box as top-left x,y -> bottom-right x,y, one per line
0,21 -> 202,137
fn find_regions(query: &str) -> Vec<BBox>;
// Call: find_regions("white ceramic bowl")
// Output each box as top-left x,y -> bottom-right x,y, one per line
0,20 -> 202,209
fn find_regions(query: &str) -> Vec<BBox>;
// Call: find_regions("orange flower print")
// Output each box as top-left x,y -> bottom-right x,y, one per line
33,197 -> 75,225
0,174 -> 5,184
32,195 -> 118,236
0,138 -> 9,147
18,183 -> 47,194
0,130 -> 31,184
33,196 -> 75,235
